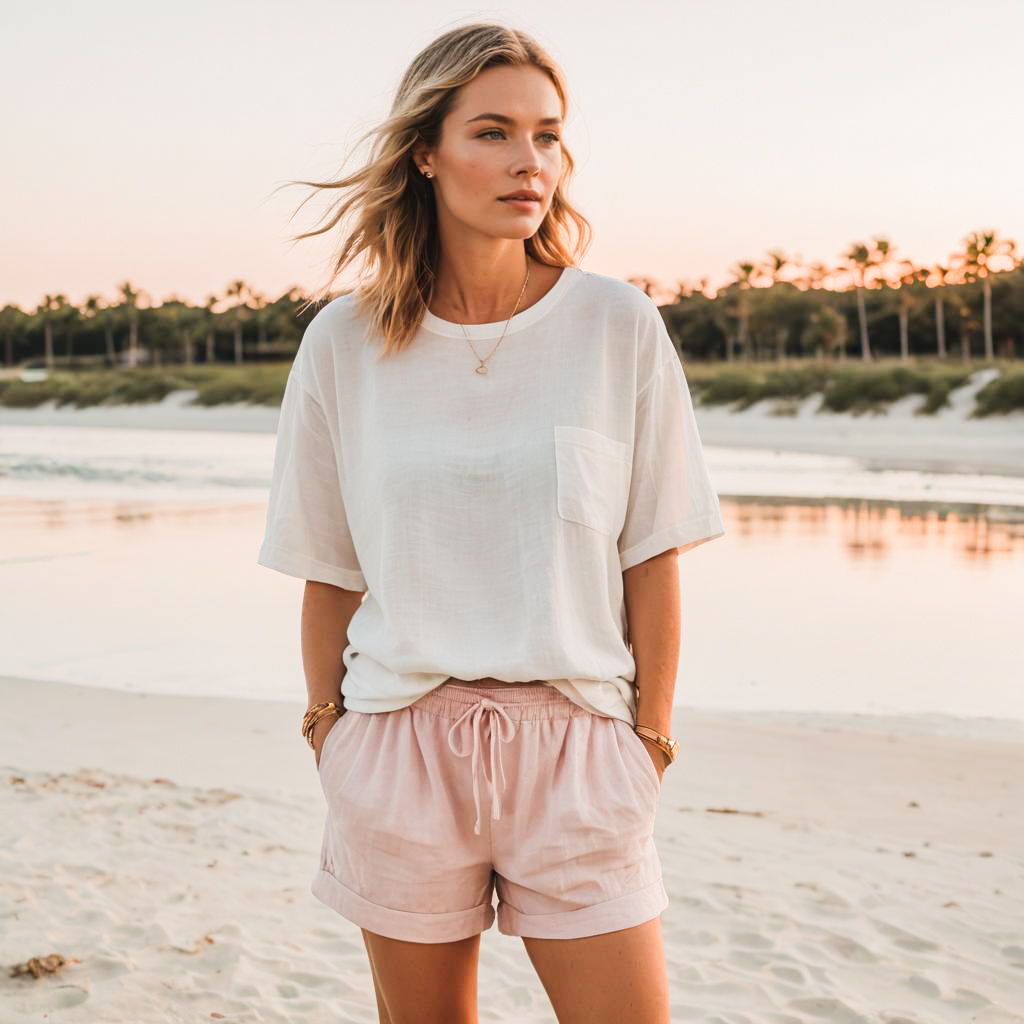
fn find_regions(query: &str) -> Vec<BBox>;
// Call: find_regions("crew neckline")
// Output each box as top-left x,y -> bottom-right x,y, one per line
420,264 -> 582,339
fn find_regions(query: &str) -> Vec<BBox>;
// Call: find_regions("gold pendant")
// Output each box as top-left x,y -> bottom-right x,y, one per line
475,363 -> 488,374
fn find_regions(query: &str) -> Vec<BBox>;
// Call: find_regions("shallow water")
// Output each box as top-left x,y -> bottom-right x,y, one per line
1,423 -> 1021,724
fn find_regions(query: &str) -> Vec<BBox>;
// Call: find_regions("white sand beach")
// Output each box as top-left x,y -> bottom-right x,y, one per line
3,675 -> 1022,1023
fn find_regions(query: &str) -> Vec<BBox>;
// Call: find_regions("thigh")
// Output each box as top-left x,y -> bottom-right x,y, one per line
361,927 -> 481,1024
522,917 -> 670,1024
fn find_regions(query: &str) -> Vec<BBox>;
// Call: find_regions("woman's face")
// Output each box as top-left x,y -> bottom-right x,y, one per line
420,64 -> 564,244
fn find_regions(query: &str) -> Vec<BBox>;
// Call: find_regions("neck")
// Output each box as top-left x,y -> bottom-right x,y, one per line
429,250 -> 532,325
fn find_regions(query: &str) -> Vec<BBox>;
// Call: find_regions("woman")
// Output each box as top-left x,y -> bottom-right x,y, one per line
258,21 -> 725,1024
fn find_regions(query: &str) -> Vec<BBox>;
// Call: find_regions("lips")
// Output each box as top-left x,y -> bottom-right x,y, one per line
499,191 -> 542,202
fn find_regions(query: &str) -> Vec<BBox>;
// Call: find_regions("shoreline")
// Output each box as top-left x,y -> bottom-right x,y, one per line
3,385 -> 1024,482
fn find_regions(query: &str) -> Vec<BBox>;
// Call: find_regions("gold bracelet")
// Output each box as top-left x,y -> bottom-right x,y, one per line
302,701 -> 340,730
635,725 -> 680,764
302,700 -> 339,732
302,701 -> 341,748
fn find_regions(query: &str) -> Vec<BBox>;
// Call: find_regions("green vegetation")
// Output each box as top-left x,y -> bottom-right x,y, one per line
2,358 -> 1021,415
974,365 -> 1024,417
0,365 -> 290,410
679,359 -> 1020,415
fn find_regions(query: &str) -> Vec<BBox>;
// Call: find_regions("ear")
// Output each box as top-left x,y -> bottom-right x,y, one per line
411,140 -> 431,175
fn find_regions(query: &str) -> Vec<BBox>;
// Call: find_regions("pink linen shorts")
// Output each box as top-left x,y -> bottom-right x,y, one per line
311,680 -> 667,943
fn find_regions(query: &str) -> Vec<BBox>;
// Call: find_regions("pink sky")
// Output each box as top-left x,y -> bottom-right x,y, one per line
3,0 -> 1022,311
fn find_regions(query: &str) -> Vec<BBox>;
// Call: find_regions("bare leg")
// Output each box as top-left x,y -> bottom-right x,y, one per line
363,931 -> 392,1024
360,928 -> 482,1024
522,917 -> 670,1024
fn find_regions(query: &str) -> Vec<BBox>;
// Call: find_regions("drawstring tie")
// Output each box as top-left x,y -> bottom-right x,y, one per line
446,696 -> 517,835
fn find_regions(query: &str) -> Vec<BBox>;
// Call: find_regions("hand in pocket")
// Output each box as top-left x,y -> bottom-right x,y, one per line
313,713 -> 342,770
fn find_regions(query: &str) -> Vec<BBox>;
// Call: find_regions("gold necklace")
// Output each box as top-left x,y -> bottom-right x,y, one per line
454,256 -> 531,374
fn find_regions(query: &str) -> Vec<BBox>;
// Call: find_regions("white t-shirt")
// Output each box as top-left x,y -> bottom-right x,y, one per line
257,264 -> 725,726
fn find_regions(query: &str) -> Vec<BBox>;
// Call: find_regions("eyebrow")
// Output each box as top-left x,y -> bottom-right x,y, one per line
465,113 -> 563,127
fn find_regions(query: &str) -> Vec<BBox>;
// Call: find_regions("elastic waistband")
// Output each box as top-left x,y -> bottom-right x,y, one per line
413,680 -> 588,721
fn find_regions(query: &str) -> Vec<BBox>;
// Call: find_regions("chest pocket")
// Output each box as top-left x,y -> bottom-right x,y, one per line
554,425 -> 632,537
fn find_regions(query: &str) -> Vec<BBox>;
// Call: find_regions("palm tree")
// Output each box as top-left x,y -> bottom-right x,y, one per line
840,236 -> 891,362
83,296 -> 100,360
34,295 -> 64,369
928,264 -> 954,359
117,282 -> 147,366
951,291 -> 977,364
203,294 -> 219,363
891,260 -> 929,362
250,289 -> 272,352
52,296 -> 79,363
183,305 -> 206,366
953,229 -> 1018,360
82,295 -> 119,367
224,280 -> 251,365
726,260 -> 759,361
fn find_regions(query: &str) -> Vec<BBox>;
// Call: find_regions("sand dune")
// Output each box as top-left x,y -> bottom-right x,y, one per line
3,368 -> 1023,481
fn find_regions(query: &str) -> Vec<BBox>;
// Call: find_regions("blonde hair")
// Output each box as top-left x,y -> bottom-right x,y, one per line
280,21 -> 591,357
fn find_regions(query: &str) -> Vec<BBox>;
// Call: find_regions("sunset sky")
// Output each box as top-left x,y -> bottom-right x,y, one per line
3,0 -> 1022,311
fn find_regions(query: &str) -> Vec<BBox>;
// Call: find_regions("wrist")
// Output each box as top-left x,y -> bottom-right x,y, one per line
302,698 -> 343,748
638,732 -> 672,768
635,722 -> 679,765
314,711 -> 339,737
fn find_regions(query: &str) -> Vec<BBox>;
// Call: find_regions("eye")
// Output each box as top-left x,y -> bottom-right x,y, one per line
477,129 -> 562,144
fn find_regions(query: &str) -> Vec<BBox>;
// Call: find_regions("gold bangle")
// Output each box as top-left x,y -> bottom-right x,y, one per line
302,701 -> 341,748
635,725 -> 680,764
303,708 -> 339,749
302,700 -> 339,732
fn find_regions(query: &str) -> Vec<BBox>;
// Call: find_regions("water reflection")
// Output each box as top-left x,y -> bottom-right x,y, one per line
1,494 -> 1021,722
725,495 -> 1024,563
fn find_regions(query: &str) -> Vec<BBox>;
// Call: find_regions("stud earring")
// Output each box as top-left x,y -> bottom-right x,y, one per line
423,170 -> 433,178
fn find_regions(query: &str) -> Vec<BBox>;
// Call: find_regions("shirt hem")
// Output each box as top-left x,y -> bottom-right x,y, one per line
618,510 -> 726,571
257,543 -> 366,592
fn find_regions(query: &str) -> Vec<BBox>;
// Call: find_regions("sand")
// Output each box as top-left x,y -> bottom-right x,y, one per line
2,367 -> 1023,478
2,675 -> 1022,1023
690,367 -> 1024,477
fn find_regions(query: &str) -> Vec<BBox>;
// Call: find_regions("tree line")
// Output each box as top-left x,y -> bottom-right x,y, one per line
1,229 -> 1019,370
634,229 -> 1019,363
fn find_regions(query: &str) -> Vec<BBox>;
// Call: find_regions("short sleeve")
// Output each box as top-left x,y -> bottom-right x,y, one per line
257,360 -> 366,592
617,325 -> 726,571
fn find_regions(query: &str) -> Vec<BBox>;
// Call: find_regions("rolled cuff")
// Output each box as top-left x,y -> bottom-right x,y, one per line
618,509 -> 726,571
257,542 -> 366,592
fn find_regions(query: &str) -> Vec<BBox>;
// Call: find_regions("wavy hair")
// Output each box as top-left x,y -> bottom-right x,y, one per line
279,21 -> 592,358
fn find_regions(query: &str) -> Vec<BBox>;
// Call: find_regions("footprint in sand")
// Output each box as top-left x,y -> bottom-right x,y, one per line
770,964 -> 807,985
787,995 -> 865,1020
906,973 -> 941,998
999,943 -> 1024,967
871,919 -> 941,953
728,931 -> 774,949
821,931 -> 878,964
